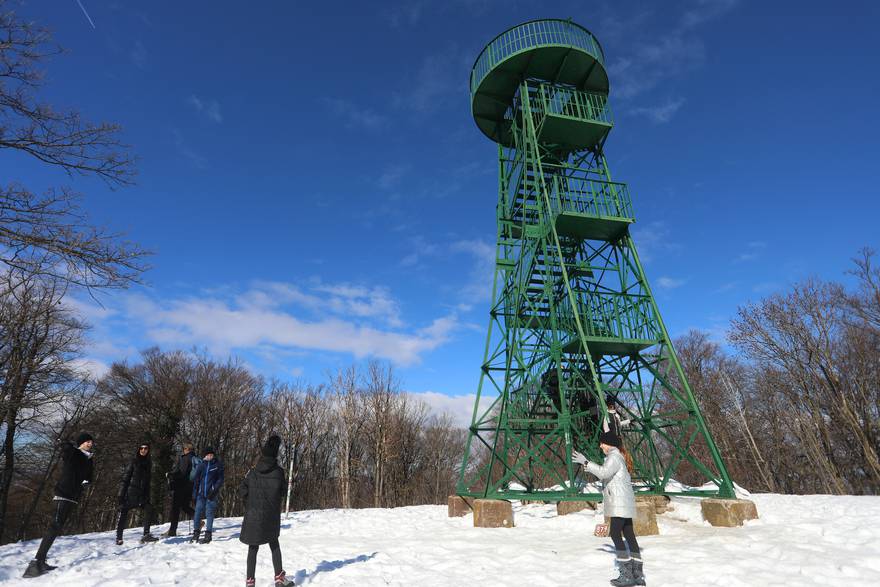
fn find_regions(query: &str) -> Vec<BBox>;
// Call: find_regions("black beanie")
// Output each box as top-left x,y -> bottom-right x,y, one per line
76,431 -> 94,446
203,446 -> 215,457
262,435 -> 281,458
599,430 -> 621,448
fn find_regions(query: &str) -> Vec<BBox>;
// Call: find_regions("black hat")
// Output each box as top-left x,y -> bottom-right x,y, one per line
75,431 -> 94,446
599,430 -> 621,448
262,435 -> 281,458
202,446 -> 215,457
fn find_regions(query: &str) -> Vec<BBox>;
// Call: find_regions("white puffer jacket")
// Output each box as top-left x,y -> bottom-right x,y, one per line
584,447 -> 636,518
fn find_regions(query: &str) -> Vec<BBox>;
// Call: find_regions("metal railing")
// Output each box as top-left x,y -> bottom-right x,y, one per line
559,292 -> 660,342
536,84 -> 612,125
550,176 -> 634,221
471,19 -> 605,96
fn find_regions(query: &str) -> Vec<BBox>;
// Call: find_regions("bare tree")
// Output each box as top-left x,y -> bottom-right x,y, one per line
331,365 -> 365,509
0,270 -> 86,542
0,1 -> 148,290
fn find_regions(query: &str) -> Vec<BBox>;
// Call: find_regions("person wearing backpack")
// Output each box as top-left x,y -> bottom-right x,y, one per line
191,446 -> 224,544
240,435 -> 295,587
164,441 -> 197,537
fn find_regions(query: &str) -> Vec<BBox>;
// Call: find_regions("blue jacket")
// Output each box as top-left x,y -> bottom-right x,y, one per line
192,457 -> 225,501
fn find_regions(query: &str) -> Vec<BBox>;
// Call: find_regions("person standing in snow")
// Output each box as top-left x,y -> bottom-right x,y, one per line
164,441 -> 196,537
23,432 -> 95,579
115,441 -> 159,545
573,431 -> 645,587
603,395 -> 631,439
240,435 -> 295,587
191,446 -> 224,544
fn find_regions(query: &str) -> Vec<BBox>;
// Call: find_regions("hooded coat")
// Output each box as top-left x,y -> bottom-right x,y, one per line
584,447 -> 636,518
239,455 -> 285,545
118,450 -> 152,507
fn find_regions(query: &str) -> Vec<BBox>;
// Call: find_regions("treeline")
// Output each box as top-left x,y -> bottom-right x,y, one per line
672,249 -> 880,495
0,290 -> 466,544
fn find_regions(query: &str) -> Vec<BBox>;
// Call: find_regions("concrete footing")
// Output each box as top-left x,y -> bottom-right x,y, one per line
636,494 -> 671,514
473,499 -> 514,528
606,501 -> 659,535
447,495 -> 474,518
701,498 -> 759,527
556,501 -> 597,516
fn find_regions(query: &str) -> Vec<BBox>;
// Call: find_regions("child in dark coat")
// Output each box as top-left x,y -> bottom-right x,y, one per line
240,435 -> 294,587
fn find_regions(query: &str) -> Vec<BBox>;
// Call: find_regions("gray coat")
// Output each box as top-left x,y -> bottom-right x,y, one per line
585,448 -> 636,518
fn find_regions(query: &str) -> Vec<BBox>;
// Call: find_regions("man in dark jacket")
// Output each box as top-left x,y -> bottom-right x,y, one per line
164,441 -> 196,537
23,432 -> 95,579
191,446 -> 224,544
115,441 -> 158,545
240,435 -> 294,587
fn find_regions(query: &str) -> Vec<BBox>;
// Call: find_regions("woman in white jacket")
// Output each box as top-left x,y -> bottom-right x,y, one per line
573,431 -> 645,587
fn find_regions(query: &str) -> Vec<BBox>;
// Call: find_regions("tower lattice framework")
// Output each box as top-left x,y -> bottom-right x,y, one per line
457,19 -> 734,501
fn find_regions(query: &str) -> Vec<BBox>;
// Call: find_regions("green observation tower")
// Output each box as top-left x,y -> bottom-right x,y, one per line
457,19 -> 735,502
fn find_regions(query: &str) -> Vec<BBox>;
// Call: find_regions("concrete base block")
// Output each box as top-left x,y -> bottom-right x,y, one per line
606,501 -> 659,536
448,495 -> 474,518
701,499 -> 759,527
636,494 -> 671,514
556,501 -> 597,515
473,499 -> 514,528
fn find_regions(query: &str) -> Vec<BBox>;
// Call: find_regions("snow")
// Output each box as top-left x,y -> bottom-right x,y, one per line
1,494 -> 878,586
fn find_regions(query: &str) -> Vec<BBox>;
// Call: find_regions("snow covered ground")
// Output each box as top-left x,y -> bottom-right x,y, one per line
1,494 -> 878,586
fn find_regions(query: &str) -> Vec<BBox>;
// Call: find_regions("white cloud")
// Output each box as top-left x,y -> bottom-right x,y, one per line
630,97 -> 686,123
187,95 -> 223,123
407,390 -> 495,427
630,220 -> 681,263
326,98 -> 386,130
656,276 -> 686,289
104,280 -> 459,366
450,239 -> 495,304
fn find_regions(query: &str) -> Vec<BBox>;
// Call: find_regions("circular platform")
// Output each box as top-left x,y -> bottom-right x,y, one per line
470,19 -> 609,146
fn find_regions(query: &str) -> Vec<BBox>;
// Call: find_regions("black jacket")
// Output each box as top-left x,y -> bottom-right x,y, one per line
239,456 -> 285,545
170,451 -> 195,491
54,442 -> 94,502
118,452 -> 152,507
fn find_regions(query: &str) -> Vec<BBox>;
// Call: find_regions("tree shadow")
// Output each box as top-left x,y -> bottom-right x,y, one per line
295,552 -> 377,583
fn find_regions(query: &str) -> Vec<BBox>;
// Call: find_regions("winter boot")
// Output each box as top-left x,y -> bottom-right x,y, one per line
190,528 -> 201,543
631,559 -> 646,586
39,560 -> 57,572
198,530 -> 212,544
275,570 -> 295,586
610,559 -> 637,587
246,579 -> 255,587
141,533 -> 159,543
23,559 -> 48,579
116,538 -> 124,546
161,529 -> 176,538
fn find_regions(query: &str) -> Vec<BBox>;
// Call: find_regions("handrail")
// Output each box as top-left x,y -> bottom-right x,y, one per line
471,19 -> 605,97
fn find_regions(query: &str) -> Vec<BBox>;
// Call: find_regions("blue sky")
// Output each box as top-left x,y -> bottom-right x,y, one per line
9,1 -> 879,422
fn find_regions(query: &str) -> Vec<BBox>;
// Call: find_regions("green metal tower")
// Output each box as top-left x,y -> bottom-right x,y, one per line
457,19 -> 735,502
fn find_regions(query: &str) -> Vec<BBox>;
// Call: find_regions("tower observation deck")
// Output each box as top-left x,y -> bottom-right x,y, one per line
457,19 -> 735,501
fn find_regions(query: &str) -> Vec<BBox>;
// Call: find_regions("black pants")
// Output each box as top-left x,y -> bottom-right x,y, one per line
116,502 -> 154,540
35,499 -> 76,562
246,539 -> 282,579
168,492 -> 195,534
609,516 -> 641,559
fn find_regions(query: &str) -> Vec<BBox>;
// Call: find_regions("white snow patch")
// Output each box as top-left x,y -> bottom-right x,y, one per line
0,494 -> 878,585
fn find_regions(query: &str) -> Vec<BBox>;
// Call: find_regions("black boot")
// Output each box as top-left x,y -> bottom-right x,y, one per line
39,560 -> 57,573
190,527 -> 200,543
141,533 -> 159,543
23,559 -> 46,578
198,530 -> 212,544
161,529 -> 176,538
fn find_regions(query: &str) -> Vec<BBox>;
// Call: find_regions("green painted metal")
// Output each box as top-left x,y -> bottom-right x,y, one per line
457,19 -> 735,502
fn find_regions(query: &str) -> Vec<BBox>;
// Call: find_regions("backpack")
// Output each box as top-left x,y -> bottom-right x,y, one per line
188,456 -> 203,482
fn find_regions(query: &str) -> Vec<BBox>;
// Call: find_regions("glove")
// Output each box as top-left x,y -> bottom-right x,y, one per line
571,450 -> 588,466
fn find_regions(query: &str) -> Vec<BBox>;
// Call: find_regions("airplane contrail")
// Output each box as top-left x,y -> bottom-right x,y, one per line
75,0 -> 96,29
